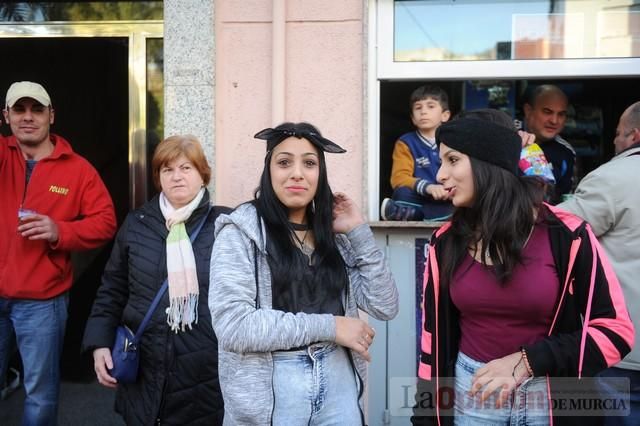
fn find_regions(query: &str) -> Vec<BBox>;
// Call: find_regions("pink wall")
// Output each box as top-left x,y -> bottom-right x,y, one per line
215,0 -> 365,209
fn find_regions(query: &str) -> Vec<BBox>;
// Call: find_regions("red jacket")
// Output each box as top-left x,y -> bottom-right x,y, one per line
1,134 -> 116,299
412,204 -> 634,426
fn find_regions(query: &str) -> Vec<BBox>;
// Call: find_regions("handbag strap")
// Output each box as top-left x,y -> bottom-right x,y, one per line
132,205 -> 212,343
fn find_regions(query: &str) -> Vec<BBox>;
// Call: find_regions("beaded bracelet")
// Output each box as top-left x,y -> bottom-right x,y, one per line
521,347 -> 534,377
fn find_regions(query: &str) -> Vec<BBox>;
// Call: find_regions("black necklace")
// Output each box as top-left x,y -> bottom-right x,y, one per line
289,222 -> 309,231
292,229 -> 314,265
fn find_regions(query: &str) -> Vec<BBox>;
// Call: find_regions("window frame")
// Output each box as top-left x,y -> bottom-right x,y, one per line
367,0 -> 640,220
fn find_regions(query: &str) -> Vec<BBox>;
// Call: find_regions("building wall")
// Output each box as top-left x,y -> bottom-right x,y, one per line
214,0 -> 366,208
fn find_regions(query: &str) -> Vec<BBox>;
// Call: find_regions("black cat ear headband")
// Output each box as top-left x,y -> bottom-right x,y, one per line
254,126 -> 346,154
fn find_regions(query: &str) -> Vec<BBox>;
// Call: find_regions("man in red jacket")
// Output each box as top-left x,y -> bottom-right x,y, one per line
0,81 -> 116,425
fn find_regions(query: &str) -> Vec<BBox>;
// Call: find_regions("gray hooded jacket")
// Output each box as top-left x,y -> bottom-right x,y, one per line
209,203 -> 399,425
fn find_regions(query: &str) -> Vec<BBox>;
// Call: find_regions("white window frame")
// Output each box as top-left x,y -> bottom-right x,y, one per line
367,0 -> 640,219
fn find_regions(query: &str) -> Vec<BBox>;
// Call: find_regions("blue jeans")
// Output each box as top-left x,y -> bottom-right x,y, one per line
597,367 -> 639,425
454,352 -> 550,425
272,343 -> 362,425
392,187 -> 452,221
0,294 -> 69,426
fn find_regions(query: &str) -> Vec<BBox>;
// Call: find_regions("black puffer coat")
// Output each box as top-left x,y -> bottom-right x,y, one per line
82,191 -> 229,425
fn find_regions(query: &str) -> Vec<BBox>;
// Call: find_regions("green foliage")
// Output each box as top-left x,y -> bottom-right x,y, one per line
0,2 -> 162,22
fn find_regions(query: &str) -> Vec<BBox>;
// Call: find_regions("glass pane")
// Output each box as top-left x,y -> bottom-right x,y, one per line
0,2 -> 162,22
146,37 -> 164,198
394,0 -> 640,61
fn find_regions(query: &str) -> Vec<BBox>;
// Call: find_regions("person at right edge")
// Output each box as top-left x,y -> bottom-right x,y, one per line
559,101 -> 640,425
411,117 -> 634,426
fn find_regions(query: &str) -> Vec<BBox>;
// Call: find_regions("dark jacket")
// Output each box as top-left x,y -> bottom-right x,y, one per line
82,191 -> 229,425
412,204 -> 634,426
539,135 -> 576,203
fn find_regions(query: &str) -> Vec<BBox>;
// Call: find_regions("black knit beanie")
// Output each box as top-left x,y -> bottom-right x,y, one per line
457,108 -> 516,131
435,117 -> 521,175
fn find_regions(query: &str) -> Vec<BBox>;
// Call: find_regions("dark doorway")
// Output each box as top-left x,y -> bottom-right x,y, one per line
0,37 -> 129,381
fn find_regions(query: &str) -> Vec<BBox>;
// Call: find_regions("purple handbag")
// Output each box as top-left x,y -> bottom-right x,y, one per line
109,325 -> 139,383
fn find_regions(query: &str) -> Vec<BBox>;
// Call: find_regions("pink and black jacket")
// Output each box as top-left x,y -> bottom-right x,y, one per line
411,204 -> 634,426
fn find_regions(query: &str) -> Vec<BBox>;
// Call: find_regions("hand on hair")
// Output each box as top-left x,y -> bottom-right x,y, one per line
334,316 -> 376,362
332,192 -> 365,234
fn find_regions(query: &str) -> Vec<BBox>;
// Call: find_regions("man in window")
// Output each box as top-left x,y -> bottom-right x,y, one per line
523,84 -> 575,204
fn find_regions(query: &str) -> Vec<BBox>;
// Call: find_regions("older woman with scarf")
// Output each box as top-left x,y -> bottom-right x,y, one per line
209,122 -> 399,425
82,135 -> 229,425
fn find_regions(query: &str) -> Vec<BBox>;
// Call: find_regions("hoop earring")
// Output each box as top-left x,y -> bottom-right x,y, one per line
311,199 -> 316,213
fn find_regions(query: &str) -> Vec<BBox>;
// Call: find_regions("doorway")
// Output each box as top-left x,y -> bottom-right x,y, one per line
0,22 -> 162,382
0,36 -> 128,380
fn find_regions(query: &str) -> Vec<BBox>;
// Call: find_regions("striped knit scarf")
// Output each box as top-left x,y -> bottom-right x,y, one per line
159,188 -> 205,332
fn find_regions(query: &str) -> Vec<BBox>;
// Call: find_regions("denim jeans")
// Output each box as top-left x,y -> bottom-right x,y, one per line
454,352 -> 550,426
0,293 -> 69,426
392,186 -> 452,221
597,367 -> 640,426
272,342 -> 362,425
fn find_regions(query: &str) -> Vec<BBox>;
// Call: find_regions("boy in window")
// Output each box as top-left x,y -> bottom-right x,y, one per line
381,85 -> 453,221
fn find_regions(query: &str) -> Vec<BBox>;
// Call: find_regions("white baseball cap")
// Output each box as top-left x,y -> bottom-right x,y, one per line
6,81 -> 52,108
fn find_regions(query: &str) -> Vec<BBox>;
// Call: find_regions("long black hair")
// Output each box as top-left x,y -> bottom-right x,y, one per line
254,122 -> 346,300
441,157 -> 546,286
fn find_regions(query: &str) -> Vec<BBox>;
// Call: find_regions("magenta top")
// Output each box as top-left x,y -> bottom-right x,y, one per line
450,222 -> 560,362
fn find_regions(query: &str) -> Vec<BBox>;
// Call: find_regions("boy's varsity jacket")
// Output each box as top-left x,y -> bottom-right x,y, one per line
391,131 -> 441,191
411,204 -> 634,426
